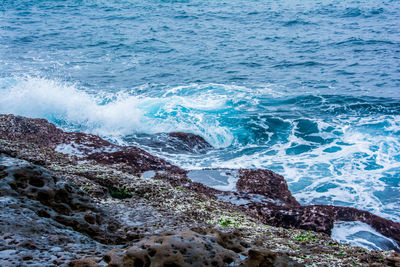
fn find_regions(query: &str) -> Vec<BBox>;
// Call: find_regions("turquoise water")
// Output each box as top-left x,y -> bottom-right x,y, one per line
1,0 -> 400,222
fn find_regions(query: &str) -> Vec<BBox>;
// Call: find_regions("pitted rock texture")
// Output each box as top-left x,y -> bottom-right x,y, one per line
0,154 -> 137,245
104,231 -> 236,267
0,194 -> 110,267
94,230 -> 300,267
0,156 -> 115,266
68,258 -> 99,267
1,114 -> 400,266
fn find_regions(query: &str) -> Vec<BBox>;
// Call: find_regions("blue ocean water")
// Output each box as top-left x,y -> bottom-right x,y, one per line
1,0 -> 400,226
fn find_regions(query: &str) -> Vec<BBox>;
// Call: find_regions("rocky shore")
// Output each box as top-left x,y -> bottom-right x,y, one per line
0,114 -> 399,266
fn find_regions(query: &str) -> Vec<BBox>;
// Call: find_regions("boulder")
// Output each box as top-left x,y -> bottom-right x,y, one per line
237,169 -> 300,207
168,132 -> 213,153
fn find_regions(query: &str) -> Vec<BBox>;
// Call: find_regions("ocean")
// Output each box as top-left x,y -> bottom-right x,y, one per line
1,0 -> 399,229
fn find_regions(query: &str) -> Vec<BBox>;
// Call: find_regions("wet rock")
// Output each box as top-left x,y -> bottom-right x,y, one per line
0,114 -> 108,149
2,114 -> 400,262
0,114 -> 180,176
187,169 -> 238,192
157,166 -> 400,248
0,114 -> 65,147
237,169 -> 300,207
328,206 -> 400,248
179,168 -> 299,207
168,132 -> 213,153
86,148 -> 179,175
155,170 -> 221,198
244,203 -> 400,250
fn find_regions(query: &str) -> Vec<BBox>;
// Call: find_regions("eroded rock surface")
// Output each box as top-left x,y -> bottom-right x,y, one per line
0,156 -> 113,266
242,203 -> 400,249
92,230 -> 301,267
0,155 -> 137,245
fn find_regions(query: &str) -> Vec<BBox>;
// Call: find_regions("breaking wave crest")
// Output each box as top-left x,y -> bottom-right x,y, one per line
0,76 -> 234,147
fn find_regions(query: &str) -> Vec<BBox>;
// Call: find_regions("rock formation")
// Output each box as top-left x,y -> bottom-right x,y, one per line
98,229 -> 301,267
0,114 -> 178,175
1,114 -> 399,266
0,155 -> 138,245
168,131 -> 213,153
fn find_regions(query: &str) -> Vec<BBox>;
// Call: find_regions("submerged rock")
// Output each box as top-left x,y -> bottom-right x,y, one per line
168,132 -> 213,153
123,132 -> 213,155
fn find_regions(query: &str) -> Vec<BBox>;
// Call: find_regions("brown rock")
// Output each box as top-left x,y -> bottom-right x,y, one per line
2,114 -> 399,250
243,249 -> 303,267
237,169 -> 300,207
86,148 -> 178,175
97,229 -> 303,267
244,203 -> 400,248
69,258 -> 99,267
103,248 -> 125,266
0,114 -> 181,176
168,132 -> 212,153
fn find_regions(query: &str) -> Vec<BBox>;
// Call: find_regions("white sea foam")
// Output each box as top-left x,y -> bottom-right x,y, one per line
0,76 -> 234,148
223,130 -> 397,221
162,114 -> 400,222
332,221 -> 400,251
54,142 -> 119,158
187,169 -> 239,191
55,143 -> 87,158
